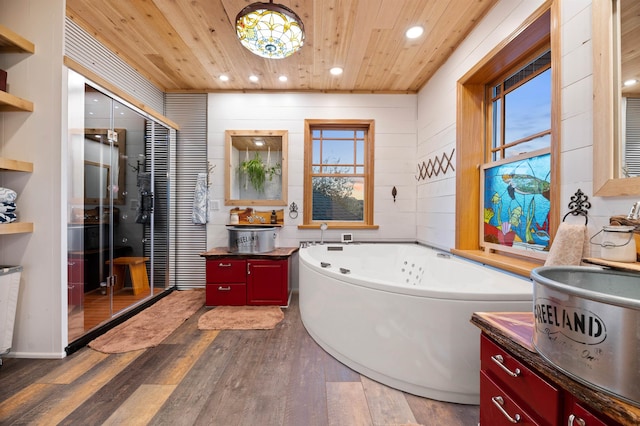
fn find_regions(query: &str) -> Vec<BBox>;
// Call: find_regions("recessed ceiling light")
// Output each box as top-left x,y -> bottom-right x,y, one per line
219,74 -> 229,82
330,67 -> 343,76
254,139 -> 265,146
624,79 -> 638,87
279,75 -> 288,82
249,75 -> 259,82
406,26 -> 424,39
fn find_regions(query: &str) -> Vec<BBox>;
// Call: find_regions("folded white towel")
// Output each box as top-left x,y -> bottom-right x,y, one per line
544,223 -> 589,266
0,202 -> 17,213
0,187 -> 17,203
0,212 -> 17,223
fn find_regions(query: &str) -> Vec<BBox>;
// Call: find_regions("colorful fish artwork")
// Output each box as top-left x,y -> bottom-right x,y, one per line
502,174 -> 550,200
483,153 -> 551,253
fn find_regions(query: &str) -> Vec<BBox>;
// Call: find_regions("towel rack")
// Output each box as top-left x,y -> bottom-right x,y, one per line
562,188 -> 590,224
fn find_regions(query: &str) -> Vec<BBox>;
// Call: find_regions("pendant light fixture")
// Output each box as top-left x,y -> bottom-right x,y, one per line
235,1 -> 305,59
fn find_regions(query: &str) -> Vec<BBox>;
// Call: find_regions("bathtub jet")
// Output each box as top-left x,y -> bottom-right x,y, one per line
298,243 -> 533,405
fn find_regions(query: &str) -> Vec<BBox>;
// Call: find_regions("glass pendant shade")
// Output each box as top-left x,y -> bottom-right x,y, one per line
236,1 -> 305,59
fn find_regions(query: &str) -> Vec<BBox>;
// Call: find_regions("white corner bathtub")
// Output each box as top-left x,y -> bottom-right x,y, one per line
298,243 -> 533,404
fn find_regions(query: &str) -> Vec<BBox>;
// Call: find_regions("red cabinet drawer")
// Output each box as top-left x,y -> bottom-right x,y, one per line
206,283 -> 246,306
68,282 -> 84,306
206,259 -> 246,283
481,335 -> 560,425
480,371 -> 541,425
68,257 -> 85,284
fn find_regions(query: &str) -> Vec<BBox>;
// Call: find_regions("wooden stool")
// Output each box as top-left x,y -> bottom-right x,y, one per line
107,257 -> 150,295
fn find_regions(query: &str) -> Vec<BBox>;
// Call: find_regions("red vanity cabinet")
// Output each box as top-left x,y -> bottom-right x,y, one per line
203,247 -> 297,307
473,313 -> 633,426
206,259 -> 247,306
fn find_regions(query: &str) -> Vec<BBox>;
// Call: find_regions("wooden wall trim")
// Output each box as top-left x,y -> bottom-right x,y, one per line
455,1 -> 559,257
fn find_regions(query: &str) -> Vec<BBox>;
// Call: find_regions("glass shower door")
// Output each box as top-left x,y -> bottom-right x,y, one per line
67,73 -> 171,344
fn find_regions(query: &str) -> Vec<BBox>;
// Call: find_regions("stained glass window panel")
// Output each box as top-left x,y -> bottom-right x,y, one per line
483,153 -> 551,254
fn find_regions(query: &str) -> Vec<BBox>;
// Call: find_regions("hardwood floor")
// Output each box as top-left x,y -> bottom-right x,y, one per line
69,287 -> 167,342
1,293 -> 479,425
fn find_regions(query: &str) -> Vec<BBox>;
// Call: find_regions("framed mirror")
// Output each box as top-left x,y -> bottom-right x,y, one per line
593,0 -> 640,196
225,130 -> 288,206
84,128 -> 126,205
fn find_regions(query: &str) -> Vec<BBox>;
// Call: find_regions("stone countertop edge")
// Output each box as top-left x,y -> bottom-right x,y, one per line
199,247 -> 299,259
471,312 -> 640,426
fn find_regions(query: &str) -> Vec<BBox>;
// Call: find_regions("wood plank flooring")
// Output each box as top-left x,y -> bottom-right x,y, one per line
70,287 -> 166,342
1,293 -> 479,425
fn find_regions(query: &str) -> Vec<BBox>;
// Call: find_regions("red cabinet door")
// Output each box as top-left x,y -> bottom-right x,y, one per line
246,259 -> 288,306
565,396 -> 621,426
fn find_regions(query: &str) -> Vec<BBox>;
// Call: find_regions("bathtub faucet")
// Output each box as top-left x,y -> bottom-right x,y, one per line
320,222 -> 328,244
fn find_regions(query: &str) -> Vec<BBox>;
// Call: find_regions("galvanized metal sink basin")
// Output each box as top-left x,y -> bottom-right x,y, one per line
227,226 -> 277,253
531,266 -> 640,406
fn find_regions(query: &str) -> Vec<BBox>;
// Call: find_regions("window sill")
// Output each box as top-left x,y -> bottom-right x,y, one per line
297,224 -> 379,230
450,249 -> 543,278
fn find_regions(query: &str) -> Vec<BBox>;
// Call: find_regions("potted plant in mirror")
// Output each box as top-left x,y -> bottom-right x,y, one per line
240,152 -> 267,193
266,163 -> 281,181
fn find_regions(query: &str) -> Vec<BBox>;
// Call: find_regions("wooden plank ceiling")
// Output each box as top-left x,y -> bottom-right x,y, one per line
65,0 -> 500,93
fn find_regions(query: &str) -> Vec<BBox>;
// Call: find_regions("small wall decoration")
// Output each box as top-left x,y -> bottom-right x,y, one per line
416,148 -> 455,181
481,152 -> 551,258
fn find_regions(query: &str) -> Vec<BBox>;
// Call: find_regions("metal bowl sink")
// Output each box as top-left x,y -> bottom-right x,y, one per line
227,226 -> 277,253
531,266 -> 640,406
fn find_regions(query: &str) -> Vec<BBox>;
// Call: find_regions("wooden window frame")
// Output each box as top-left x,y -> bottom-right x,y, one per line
300,119 -> 378,229
451,1 -> 560,277
487,46 -> 551,162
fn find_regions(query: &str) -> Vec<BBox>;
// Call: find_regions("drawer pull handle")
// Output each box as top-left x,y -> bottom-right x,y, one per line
218,286 -> 231,291
491,396 -> 521,423
568,414 -> 586,426
218,263 -> 232,267
491,354 -> 521,377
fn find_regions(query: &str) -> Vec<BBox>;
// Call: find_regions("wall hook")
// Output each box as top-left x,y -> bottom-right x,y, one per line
392,186 -> 397,202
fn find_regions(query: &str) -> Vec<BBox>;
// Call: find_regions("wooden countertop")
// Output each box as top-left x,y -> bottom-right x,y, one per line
471,312 -> 640,425
199,246 -> 299,259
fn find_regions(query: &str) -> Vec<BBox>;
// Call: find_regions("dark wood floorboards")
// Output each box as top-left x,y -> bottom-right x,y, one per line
0,293 -> 479,425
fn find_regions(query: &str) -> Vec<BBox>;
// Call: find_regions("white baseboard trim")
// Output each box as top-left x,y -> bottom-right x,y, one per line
4,351 -> 66,360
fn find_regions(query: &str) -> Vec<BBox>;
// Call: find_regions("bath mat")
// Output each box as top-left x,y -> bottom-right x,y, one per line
88,289 -> 205,353
198,305 -> 284,330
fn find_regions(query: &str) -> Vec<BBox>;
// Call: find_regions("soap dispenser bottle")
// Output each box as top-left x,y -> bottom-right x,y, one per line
270,210 -> 277,224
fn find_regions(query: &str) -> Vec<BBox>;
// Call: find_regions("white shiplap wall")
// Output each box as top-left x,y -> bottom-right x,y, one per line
207,93 -> 418,257
416,0 -> 639,256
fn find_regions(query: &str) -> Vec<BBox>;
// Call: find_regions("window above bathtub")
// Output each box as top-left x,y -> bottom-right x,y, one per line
299,119 -> 378,229
453,3 -> 559,276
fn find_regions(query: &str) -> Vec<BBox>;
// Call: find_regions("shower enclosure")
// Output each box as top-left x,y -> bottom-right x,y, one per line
66,71 -> 174,345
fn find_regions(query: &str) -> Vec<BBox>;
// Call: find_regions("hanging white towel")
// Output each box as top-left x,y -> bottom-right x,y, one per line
192,172 -> 208,225
544,223 -> 589,266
